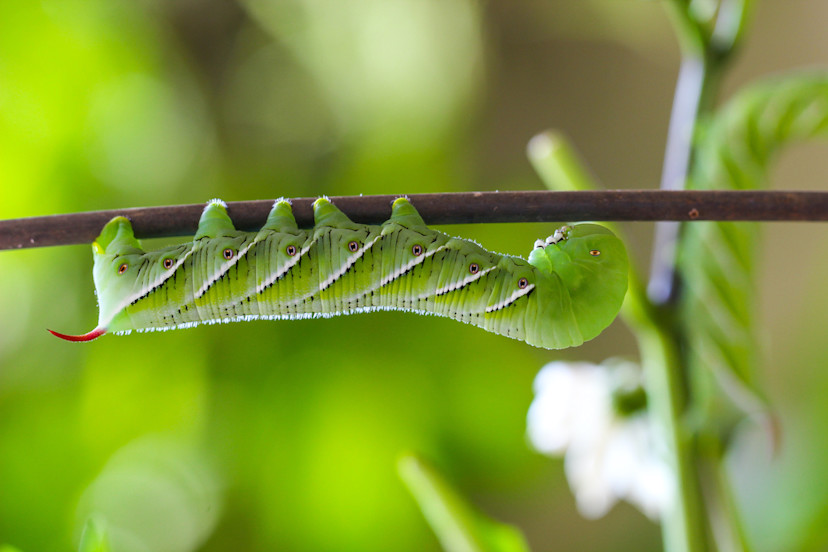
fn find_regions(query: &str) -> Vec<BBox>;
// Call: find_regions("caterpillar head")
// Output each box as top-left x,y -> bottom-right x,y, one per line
528,223 -> 629,343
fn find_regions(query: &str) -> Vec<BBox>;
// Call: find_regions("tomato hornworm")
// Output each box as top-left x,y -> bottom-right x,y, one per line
50,197 -> 628,349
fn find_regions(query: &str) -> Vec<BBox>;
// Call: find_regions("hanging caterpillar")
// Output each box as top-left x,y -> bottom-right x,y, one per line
49,197 -> 628,349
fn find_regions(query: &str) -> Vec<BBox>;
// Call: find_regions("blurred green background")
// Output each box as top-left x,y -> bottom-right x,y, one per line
1,1 -> 827,551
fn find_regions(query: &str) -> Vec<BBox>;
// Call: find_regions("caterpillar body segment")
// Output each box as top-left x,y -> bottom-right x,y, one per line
50,197 -> 628,349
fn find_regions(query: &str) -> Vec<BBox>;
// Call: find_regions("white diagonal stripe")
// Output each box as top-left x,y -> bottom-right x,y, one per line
378,244 -> 446,287
485,283 -> 535,313
255,234 -> 318,295
195,240 -> 257,299
422,265 -> 496,299
317,234 -> 382,292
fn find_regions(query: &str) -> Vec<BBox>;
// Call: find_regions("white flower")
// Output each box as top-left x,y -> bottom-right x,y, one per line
527,359 -> 674,520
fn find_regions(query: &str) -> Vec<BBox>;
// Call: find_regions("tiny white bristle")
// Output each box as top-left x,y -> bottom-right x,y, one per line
273,197 -> 292,206
206,198 -> 228,209
118,303 -> 491,337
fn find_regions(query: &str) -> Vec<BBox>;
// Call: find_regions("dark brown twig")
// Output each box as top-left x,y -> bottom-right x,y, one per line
2,190 -> 827,251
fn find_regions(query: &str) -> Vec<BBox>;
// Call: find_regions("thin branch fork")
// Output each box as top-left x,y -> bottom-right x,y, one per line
1,190 -> 827,251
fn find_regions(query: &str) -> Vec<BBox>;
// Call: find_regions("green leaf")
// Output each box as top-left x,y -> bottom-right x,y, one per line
680,72 -> 828,431
398,454 -> 531,552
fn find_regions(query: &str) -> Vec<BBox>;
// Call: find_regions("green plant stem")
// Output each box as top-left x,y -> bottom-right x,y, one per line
646,2 -> 754,551
624,274 -> 709,552
645,50 -> 719,552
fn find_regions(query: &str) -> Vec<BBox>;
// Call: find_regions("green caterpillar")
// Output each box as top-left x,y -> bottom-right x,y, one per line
49,197 -> 628,349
